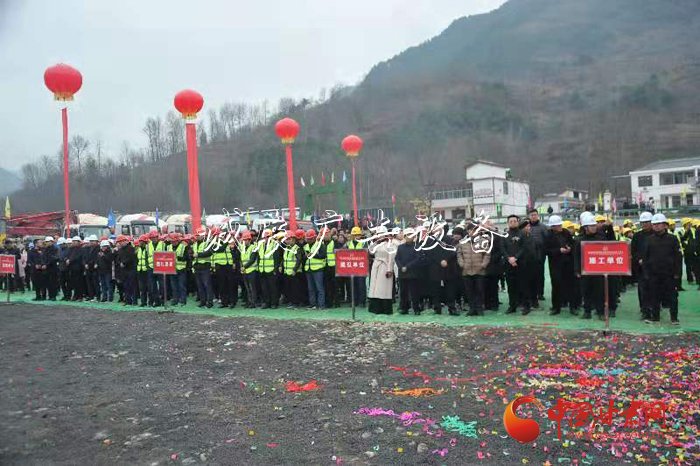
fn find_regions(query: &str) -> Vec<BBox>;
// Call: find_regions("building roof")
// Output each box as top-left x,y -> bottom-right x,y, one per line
464,160 -> 507,170
631,156 -> 700,172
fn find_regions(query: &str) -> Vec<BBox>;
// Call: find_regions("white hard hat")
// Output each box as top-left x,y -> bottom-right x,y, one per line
403,227 -> 416,236
100,240 -> 110,247
639,212 -> 653,223
44,236 -> 54,242
87,234 -> 98,242
579,211 -> 592,223
56,237 -> 66,245
651,213 -> 667,224
548,215 -> 563,227
580,213 -> 597,227
375,226 -> 388,235
71,236 -> 81,242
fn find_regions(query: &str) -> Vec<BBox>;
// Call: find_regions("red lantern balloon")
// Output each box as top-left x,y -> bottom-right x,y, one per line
44,64 -> 82,101
341,135 -> 363,157
275,118 -> 300,145
174,89 -> 204,119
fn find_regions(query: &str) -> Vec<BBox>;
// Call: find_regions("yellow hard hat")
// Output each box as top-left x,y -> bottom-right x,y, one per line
623,219 -> 633,226
574,223 -> 581,230
694,219 -> 700,227
350,226 -> 362,235
668,219 -> 676,226
613,225 -> 620,232
681,217 -> 692,226
595,215 -> 606,222
562,220 -> 574,229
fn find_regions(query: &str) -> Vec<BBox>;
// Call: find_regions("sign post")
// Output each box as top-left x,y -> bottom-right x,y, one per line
153,251 -> 177,313
335,249 -> 369,321
580,241 -> 631,334
0,254 -> 17,304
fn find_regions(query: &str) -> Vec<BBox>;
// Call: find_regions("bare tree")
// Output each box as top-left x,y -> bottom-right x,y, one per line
20,163 -> 42,189
165,110 -> 185,155
143,117 -> 166,161
70,135 -> 90,172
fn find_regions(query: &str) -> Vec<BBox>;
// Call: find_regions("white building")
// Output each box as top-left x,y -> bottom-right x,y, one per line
629,157 -> 700,209
534,188 -> 588,214
430,160 -> 530,220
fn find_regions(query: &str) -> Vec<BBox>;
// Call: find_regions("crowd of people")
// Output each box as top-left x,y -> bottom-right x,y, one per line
1,209 -> 696,325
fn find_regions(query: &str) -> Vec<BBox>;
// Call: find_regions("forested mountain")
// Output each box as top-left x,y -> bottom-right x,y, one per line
12,0 -> 700,215
0,168 -> 21,197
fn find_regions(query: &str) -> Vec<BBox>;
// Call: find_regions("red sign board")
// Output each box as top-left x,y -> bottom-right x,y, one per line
581,241 -> 631,276
335,249 -> 369,277
153,251 -> 177,275
0,254 -> 16,275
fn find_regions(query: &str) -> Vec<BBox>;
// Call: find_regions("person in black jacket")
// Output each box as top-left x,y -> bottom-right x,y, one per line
545,216 -> 577,316
116,236 -> 137,305
97,239 -> 114,302
65,237 -> 85,300
424,230 -> 459,316
573,213 -> 610,319
631,212 -> 654,319
502,215 -> 524,314
395,228 -> 423,315
643,214 -> 682,324
42,237 -> 59,300
27,241 -> 45,300
484,222 -> 504,311
518,220 -> 540,314
83,236 -> 100,301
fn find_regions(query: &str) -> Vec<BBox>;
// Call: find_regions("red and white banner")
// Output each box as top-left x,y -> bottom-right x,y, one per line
153,251 -> 177,275
581,241 -> 631,276
335,249 -> 369,277
0,254 -> 16,275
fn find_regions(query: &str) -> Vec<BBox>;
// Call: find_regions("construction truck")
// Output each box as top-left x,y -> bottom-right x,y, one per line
115,214 -> 159,237
68,213 -> 111,239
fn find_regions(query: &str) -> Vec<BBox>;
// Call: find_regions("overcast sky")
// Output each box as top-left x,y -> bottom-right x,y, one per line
0,0 -> 505,171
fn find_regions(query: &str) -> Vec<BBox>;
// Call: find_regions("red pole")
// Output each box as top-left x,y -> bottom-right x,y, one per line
62,106 -> 70,237
352,158 -> 359,227
185,122 -> 202,231
285,144 -> 297,231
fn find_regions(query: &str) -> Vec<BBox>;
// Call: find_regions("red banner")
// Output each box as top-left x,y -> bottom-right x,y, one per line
335,249 -> 369,277
581,241 -> 631,276
0,254 -> 16,275
153,251 -> 177,275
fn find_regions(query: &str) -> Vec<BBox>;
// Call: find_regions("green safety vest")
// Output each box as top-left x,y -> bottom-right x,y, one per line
325,240 -> 335,267
283,245 -> 299,276
136,247 -> 148,272
304,243 -> 326,272
258,240 -> 277,273
147,241 -> 165,268
347,240 -> 364,250
212,245 -> 233,266
239,242 -> 257,274
195,242 -> 212,266
174,243 -> 187,271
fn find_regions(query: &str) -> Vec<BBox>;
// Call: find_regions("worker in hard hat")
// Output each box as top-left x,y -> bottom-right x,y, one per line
680,218 -> 696,285
304,229 -> 327,309
97,239 -> 114,302
345,226 -> 367,307
322,228 -> 339,308
666,219 -> 685,291
135,235 -> 151,306
281,231 -> 303,308
57,237 -> 71,300
573,212 -> 608,319
64,236 -> 85,300
239,231 -> 259,308
257,229 -> 281,309
211,229 -> 235,309
643,213 -> 681,324
115,235 -> 137,305
192,227 -> 215,308
631,212 -> 654,320
27,238 -> 45,301
544,215 -> 577,316
42,236 -> 59,301
82,235 -> 100,302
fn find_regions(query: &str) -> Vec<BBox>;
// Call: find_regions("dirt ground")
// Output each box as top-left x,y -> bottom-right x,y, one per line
0,304 -> 698,465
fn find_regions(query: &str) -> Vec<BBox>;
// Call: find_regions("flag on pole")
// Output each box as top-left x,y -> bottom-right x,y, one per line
612,198 -> 617,213
107,208 -> 116,228
331,172 -> 335,183
342,171 -> 347,183
391,193 -> 396,205
310,175 -> 315,186
598,192 -> 603,209
4,196 -> 10,218
155,207 -> 160,229
321,172 -> 326,186
527,195 -> 532,209
300,177 -> 306,187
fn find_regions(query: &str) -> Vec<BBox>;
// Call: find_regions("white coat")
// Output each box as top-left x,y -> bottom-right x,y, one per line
367,240 -> 396,300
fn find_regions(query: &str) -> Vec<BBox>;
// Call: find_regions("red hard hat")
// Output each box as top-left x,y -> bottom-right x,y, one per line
169,233 -> 179,241
148,230 -> 159,239
241,231 -> 252,241
211,227 -> 221,236
159,234 -> 168,242
305,229 -> 317,239
139,234 -> 150,243
100,236 -> 108,241
116,235 -> 129,243
285,230 -> 296,239
196,226 -> 207,236
295,229 -> 305,240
